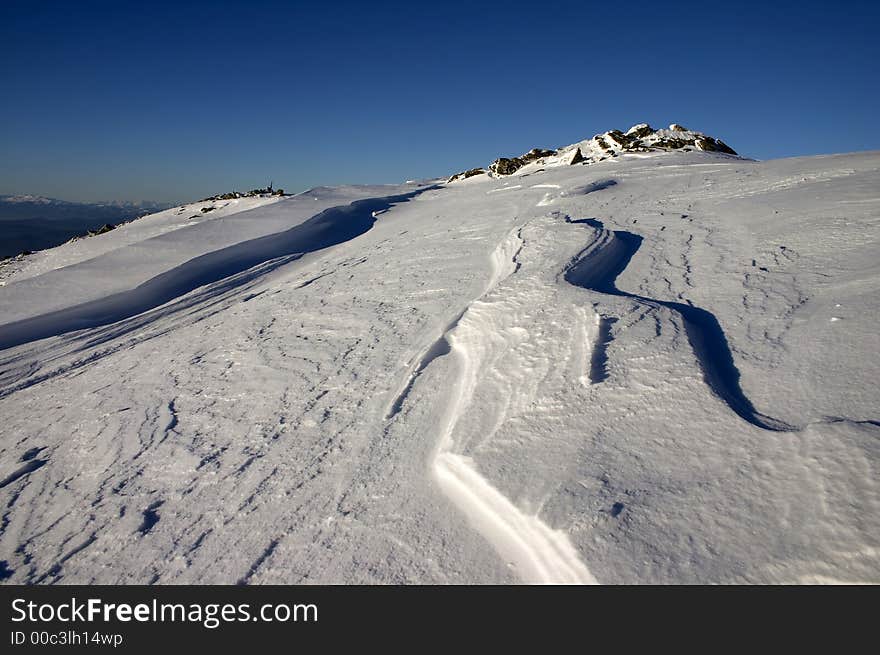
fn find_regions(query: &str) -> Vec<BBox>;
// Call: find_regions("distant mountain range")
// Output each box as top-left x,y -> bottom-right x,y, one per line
0,195 -> 171,258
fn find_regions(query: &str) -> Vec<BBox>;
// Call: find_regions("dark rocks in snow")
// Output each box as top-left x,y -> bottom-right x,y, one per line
595,137 -> 612,152
626,123 -> 655,138
489,148 -> 557,176
652,137 -> 690,150
489,157 -> 524,176
523,148 -> 557,161
451,122 -> 739,179
201,187 -> 285,202
605,130 -> 633,148
64,222 -> 118,246
610,124 -> 738,157
696,137 -> 738,155
87,223 -> 117,236
447,167 -> 486,183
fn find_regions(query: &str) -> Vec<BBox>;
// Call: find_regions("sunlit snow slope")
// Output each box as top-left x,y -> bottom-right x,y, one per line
1,147 -> 878,584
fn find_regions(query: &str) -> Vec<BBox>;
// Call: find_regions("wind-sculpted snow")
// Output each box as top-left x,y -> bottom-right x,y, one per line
564,217 -> 794,432
588,316 -> 616,384
0,188 -> 434,351
419,227 -> 598,583
0,458 -> 47,490
385,322 -> 456,420
433,452 -> 597,583
385,225 -> 525,421
0,150 -> 877,585
570,179 -> 618,196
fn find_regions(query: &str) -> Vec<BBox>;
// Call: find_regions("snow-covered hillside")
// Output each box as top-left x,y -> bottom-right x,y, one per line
0,131 -> 878,584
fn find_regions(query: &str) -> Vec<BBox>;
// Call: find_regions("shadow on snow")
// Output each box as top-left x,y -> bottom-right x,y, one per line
564,217 -> 794,432
0,187 -> 437,352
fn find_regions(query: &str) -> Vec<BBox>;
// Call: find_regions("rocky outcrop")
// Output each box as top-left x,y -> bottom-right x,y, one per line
201,187 -> 285,202
523,148 -> 557,161
489,158 -> 523,176
487,148 -> 558,176
605,130 -> 632,148
447,168 -> 486,183
567,148 -> 585,165
63,222 -> 119,246
618,124 -> 737,156
447,123 -> 739,181
88,224 -> 117,236
695,137 -> 738,155
625,123 -> 655,139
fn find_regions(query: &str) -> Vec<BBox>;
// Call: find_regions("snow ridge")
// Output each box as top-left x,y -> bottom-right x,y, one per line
0,188 -> 433,352
430,226 -> 598,584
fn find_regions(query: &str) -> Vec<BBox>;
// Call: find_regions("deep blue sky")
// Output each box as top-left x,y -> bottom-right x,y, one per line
2,0 -> 878,203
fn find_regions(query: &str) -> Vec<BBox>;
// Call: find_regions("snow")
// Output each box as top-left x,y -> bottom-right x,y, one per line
0,195 -> 56,204
0,146 -> 878,584
1,195 -> 281,285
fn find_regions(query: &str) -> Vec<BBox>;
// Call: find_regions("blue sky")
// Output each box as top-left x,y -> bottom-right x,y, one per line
2,0 -> 878,203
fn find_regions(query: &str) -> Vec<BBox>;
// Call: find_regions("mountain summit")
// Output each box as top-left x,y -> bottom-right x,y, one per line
448,123 -> 739,181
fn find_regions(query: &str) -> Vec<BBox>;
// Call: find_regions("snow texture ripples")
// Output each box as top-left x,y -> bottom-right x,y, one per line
564,217 -> 794,432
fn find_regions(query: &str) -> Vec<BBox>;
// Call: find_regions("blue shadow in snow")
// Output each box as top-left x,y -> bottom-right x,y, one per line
564,217 -> 793,432
0,187 -> 437,352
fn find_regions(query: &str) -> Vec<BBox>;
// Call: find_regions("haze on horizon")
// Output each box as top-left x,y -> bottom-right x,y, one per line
1,0 -> 878,205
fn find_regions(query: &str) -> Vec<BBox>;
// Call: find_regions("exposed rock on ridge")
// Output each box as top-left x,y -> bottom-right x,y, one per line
447,123 -> 739,181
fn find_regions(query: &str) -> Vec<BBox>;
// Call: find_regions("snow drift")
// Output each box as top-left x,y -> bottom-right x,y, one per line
0,128 -> 878,585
